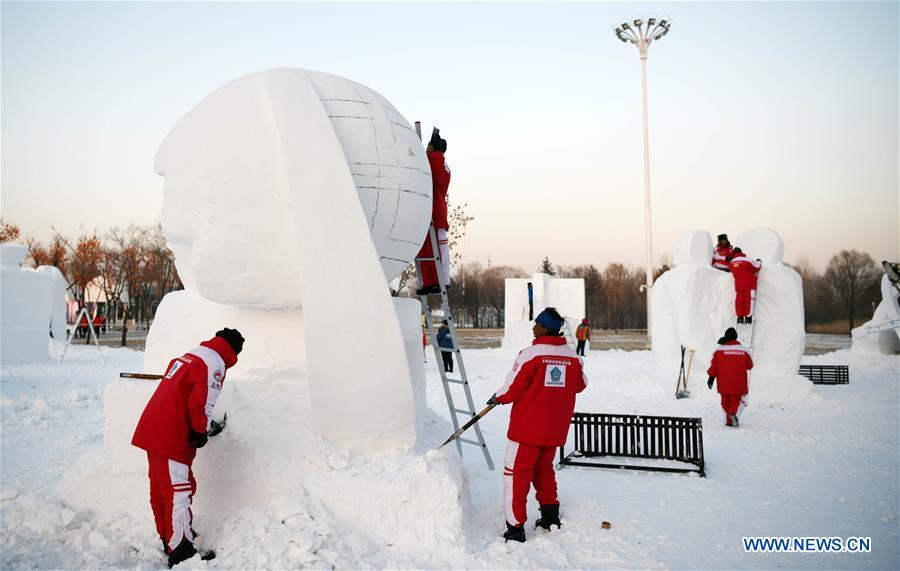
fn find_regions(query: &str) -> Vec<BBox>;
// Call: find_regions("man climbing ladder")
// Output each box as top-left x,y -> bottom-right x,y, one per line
416,128 -> 451,295
414,124 -> 493,470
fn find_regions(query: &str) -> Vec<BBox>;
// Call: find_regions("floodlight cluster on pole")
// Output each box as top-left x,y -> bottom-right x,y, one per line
613,14 -> 672,341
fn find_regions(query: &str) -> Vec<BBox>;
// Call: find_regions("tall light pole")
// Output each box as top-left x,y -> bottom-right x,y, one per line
614,14 -> 671,342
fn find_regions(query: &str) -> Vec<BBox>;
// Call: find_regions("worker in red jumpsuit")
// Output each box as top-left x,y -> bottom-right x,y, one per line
707,327 -> 753,427
416,129 -> 451,295
729,247 -> 762,323
487,308 -> 587,543
132,328 -> 244,567
711,233 -> 734,272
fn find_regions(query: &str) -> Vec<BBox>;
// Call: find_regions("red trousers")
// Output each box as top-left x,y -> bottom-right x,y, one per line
735,288 -> 756,318
147,452 -> 196,550
416,228 -> 450,287
503,440 -> 558,527
720,393 -> 747,423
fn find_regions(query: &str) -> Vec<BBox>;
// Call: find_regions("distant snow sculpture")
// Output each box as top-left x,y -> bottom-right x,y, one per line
651,228 -> 810,403
502,273 -> 585,350
851,269 -> 900,354
1,244 -> 67,365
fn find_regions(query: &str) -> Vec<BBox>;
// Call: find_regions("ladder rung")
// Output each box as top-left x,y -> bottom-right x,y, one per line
453,408 -> 475,416
437,347 -> 457,353
445,378 -> 465,385
415,257 -> 438,262
459,437 -> 486,447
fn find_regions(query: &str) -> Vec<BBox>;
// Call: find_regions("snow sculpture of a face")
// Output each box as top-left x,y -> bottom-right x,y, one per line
154,68 -> 432,308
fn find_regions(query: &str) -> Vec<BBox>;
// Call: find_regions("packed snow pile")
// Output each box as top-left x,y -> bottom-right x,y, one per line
64,67 -> 474,554
4,343 -> 898,569
0,243 -> 68,364
503,273 -> 585,350
651,229 -> 810,404
852,267 -> 900,354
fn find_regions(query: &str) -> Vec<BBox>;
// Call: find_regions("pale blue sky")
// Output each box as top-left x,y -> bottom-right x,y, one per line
2,1 -> 897,271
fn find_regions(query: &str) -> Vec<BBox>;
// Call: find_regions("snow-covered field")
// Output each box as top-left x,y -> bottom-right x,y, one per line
2,342 -> 897,569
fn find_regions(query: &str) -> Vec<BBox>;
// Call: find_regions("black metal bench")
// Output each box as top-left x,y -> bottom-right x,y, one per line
558,412 -> 705,477
798,365 -> 849,384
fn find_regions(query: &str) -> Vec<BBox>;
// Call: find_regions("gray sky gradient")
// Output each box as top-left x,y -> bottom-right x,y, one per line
2,1 -> 897,271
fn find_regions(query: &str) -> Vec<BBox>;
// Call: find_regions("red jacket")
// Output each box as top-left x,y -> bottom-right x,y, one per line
707,340 -> 753,395
495,336 -> 587,446
730,255 -> 762,291
132,336 -> 237,464
427,150 -> 451,229
712,244 -> 734,270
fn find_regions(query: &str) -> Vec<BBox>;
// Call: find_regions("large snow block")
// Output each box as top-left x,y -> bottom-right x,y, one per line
0,244 -> 54,365
652,229 -> 810,405
852,274 -> 900,354
503,273 -> 584,350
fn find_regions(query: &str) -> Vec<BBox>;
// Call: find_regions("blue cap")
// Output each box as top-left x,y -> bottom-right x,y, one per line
535,309 -> 564,334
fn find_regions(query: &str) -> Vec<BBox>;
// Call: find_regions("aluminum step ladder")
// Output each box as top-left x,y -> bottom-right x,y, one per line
415,224 -> 494,470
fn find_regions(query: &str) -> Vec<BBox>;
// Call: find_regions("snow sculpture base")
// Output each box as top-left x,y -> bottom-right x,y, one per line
852,275 -> 900,355
64,290 -> 468,551
503,272 -> 585,350
652,229 -> 811,405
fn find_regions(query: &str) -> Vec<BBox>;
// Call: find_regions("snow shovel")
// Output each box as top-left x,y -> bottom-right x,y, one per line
438,403 -> 496,449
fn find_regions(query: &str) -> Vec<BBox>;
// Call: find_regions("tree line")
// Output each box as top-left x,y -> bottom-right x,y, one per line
2,218 -> 885,334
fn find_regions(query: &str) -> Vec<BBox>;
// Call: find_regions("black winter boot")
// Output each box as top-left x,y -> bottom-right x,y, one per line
503,522 -> 526,543
160,537 -> 171,556
535,504 -> 561,531
167,538 -> 197,568
745,316 -> 753,324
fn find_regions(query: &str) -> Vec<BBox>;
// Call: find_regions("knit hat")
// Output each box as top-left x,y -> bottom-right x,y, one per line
535,308 -> 565,335
216,327 -> 245,355
717,233 -> 728,241
720,327 -> 738,344
733,247 -> 743,254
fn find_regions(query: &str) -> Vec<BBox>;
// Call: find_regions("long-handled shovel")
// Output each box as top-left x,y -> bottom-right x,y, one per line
438,403 -> 496,449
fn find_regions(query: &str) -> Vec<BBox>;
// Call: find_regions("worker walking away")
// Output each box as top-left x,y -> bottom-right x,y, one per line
707,327 -> 752,427
712,233 -> 734,272
729,248 -> 762,323
416,129 -> 452,295
437,320 -> 454,373
575,318 -> 590,356
487,308 -> 587,543
132,328 -> 244,567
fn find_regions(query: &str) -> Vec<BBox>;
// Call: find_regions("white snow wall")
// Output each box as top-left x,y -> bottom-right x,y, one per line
503,273 -> 585,350
152,68 -> 432,450
851,274 -> 900,354
0,244 -> 64,365
651,229 -> 810,403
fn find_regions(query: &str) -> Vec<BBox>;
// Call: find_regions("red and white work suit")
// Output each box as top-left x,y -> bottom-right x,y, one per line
730,255 -> 762,318
131,336 -> 237,551
417,150 -> 451,287
494,336 -> 587,527
712,244 -> 734,271
707,339 -> 753,423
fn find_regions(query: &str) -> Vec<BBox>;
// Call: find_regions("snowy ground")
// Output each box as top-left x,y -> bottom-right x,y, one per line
1,342 -> 897,569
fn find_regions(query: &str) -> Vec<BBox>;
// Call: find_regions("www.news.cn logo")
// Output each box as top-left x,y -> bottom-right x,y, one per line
743,536 -> 872,553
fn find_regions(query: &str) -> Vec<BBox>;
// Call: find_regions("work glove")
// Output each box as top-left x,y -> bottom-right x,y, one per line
756,258 -> 762,265
208,417 -> 225,438
486,394 -> 499,406
707,376 -> 715,390
189,428 -> 208,449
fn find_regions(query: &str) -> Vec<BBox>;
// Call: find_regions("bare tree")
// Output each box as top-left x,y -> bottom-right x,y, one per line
824,250 -> 881,331
480,265 -> 528,327
0,219 -> 21,243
